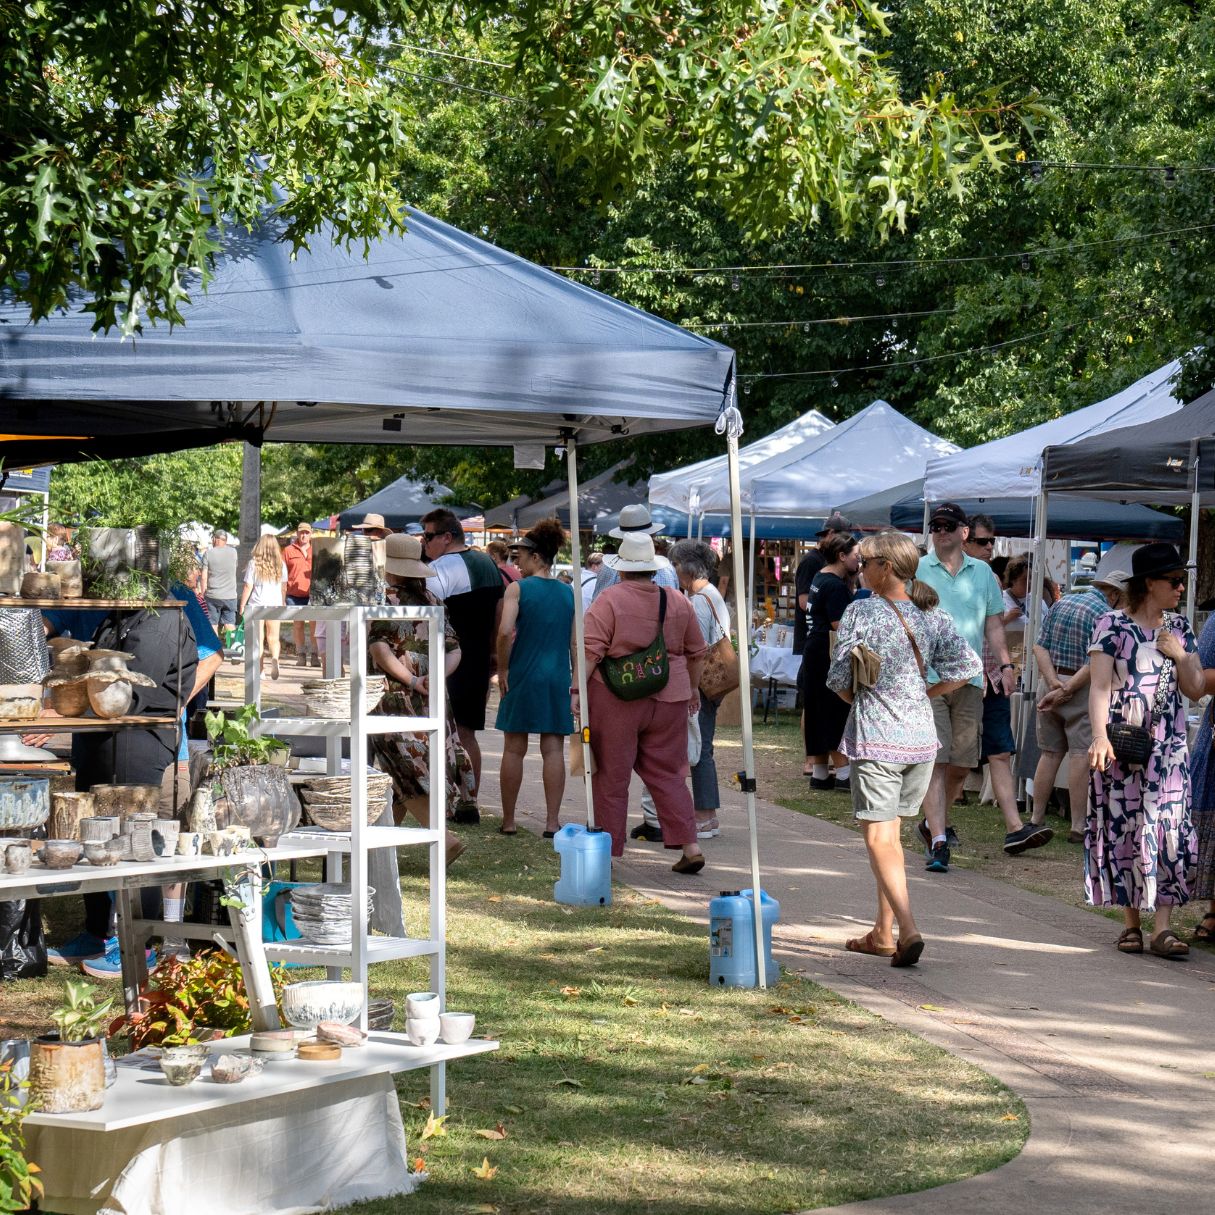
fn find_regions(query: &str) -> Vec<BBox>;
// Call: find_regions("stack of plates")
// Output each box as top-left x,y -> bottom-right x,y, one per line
289,883 -> 376,945
300,676 -> 386,717
299,771 -> 392,830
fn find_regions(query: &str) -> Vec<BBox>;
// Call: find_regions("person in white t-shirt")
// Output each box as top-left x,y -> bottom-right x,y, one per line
238,534 -> 287,680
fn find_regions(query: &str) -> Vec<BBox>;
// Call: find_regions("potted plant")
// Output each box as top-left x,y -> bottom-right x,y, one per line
0,1056 -> 42,1212
205,706 -> 298,845
29,979 -> 115,1114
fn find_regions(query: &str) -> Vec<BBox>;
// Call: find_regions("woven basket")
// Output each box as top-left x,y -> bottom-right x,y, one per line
301,676 -> 385,717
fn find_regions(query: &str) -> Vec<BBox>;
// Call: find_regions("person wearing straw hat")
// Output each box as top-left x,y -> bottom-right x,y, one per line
590,504 -> 679,602
583,532 -> 708,873
347,513 -> 392,540
369,533 -> 476,867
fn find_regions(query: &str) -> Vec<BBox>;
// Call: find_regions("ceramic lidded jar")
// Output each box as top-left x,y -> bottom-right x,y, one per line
82,649 -> 156,719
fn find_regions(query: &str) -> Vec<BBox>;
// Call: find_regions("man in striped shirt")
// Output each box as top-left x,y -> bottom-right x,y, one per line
1029,567 -> 1129,842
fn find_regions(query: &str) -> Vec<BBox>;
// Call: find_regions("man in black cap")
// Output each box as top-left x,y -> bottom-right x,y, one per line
795,512 -> 852,781
916,503 -> 1013,873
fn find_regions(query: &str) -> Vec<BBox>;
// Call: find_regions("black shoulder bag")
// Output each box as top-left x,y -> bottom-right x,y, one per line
1108,658 -> 1173,768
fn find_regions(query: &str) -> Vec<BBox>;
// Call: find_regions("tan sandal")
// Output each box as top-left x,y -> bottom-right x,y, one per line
1116,927 -> 1144,953
845,930 -> 895,957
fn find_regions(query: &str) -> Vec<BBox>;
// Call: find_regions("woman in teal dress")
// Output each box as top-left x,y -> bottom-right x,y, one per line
495,518 -> 575,836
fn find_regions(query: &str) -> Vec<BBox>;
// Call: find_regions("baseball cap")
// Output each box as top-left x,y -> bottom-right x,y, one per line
929,502 -> 968,528
816,512 -> 853,538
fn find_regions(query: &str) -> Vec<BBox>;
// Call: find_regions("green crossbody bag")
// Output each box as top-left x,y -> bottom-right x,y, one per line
601,589 -> 670,702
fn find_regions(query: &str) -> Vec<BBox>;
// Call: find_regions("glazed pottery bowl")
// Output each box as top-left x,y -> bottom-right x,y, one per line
280,981 -> 365,1029
438,1012 -> 476,1045
159,1056 -> 204,1087
0,778 -> 50,831
405,991 -> 440,1019
41,840 -> 82,869
82,841 -> 120,867
210,1054 -> 263,1084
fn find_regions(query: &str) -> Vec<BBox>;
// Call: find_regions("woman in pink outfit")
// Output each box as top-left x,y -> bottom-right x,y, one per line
583,533 -> 709,873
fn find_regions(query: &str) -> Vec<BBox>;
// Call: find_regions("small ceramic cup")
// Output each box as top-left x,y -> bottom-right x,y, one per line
151,821 -> 180,857
4,842 -> 32,875
405,991 -> 440,1018
82,841 -> 118,867
438,1012 -> 475,1045
405,1017 -> 441,1047
176,831 -> 203,857
80,817 -> 119,843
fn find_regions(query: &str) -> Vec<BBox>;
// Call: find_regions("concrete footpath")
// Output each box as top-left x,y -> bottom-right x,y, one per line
476,731 -> 1215,1215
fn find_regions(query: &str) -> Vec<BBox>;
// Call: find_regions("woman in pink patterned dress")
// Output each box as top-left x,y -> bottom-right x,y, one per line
1087,543 -> 1205,959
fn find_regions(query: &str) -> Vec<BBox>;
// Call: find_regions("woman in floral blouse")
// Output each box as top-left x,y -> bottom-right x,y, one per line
827,531 -> 982,967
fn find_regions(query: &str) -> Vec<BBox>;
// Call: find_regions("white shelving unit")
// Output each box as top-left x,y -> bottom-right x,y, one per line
243,601 -> 452,1108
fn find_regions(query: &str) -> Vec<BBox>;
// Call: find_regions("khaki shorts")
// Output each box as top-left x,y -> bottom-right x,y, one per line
1036,693 -> 1093,756
852,758 -> 934,823
931,683 -> 983,768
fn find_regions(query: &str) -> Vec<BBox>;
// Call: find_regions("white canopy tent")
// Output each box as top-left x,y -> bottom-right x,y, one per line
649,406 -> 834,519
922,359 -> 1185,502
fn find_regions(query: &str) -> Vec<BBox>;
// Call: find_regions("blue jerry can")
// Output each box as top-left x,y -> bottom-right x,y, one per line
553,823 -> 612,907
709,888 -> 780,987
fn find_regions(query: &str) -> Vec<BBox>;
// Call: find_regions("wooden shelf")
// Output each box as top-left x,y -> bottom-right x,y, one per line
0,598 -> 185,609
0,715 -> 178,734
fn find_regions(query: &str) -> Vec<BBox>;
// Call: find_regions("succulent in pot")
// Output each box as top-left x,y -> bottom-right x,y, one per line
205,707 -> 298,845
29,980 -> 115,1113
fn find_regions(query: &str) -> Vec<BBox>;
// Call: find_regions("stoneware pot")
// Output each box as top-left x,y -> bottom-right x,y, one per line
176,831 -> 203,857
91,785 -> 159,816
49,791 -> 95,841
82,840 -> 121,867
4,843 -> 32,875
20,572 -> 60,600
45,559 -> 83,598
438,1012 -> 476,1045
215,764 -> 300,846
83,651 -> 155,720
151,820 -> 180,857
80,816 -> 119,843
29,1036 -> 106,1113
47,678 -> 90,717
86,678 -> 133,719
0,777 -> 50,831
41,840 -> 82,869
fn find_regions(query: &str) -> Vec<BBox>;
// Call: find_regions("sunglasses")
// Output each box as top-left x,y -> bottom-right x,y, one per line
929,521 -> 959,533
1162,575 -> 1186,589
970,536 -> 995,547
858,557 -> 885,569
422,532 -> 442,542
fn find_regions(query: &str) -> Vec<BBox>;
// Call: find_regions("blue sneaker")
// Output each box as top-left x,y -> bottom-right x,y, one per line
47,931 -> 107,968
80,936 -> 156,979
926,842 -> 950,873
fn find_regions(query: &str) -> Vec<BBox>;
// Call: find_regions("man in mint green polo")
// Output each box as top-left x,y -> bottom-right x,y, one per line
915,503 -> 1013,873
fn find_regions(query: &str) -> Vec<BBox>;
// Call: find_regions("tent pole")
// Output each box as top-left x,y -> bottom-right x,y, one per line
1187,442 -> 1200,626
697,511 -> 704,542
921,498 -> 930,542
566,436 -> 596,829
726,430 -> 768,990
746,505 -> 757,627
1020,490 -> 1050,804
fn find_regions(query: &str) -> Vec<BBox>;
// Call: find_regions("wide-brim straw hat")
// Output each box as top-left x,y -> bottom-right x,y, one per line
608,504 -> 664,539
384,533 -> 435,578
347,513 -> 391,538
604,533 -> 660,573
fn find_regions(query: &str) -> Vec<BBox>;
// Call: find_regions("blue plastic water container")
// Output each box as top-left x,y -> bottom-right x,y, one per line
709,888 -> 780,987
553,823 -> 612,907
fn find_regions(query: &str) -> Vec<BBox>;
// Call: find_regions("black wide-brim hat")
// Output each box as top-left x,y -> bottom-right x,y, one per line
1131,542 -> 1193,580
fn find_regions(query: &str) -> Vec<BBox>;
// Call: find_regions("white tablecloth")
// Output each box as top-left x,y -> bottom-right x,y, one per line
28,1071 -> 417,1215
750,643 -> 802,688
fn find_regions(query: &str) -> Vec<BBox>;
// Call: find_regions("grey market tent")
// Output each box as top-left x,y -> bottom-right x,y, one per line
336,476 -> 475,531
505,459 -> 646,531
0,209 -> 734,465
594,506 -> 825,540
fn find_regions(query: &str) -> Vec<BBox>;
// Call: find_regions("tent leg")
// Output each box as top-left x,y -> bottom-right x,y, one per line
1019,492 -> 1050,804
697,511 -> 704,542
726,434 -> 767,989
1187,449 -> 1200,626
746,507 -> 757,628
921,498 -> 930,542
566,438 -> 596,829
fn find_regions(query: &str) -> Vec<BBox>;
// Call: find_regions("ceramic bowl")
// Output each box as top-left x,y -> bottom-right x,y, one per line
159,1056 -> 205,1087
406,1017 -> 440,1047
82,841 -> 120,867
405,991 -> 440,1019
249,1030 -> 296,1055
210,1054 -> 263,1084
41,840 -> 81,869
367,997 -> 395,1031
438,1012 -> 476,1045
151,821 -> 180,857
80,817 -> 119,843
0,778 -> 50,831
280,981 -> 365,1029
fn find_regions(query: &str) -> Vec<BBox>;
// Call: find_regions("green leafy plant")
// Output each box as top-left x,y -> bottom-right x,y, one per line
49,979 -> 115,1044
110,950 -> 287,1049
0,1060 -> 42,1213
204,705 -> 290,770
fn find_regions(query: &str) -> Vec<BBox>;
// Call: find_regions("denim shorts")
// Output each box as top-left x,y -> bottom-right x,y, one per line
206,597 -> 237,628
980,688 -> 1017,760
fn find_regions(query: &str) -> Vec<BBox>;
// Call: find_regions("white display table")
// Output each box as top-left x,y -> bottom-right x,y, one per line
25,1032 -> 498,1215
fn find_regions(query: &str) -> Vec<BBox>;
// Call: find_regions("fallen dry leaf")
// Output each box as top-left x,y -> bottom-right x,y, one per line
999,1113 -> 1020,1122
918,1004 -> 947,1012
555,1077 -> 583,1088
412,1157 -> 427,1173
486,895 -> 502,903
621,995 -> 638,1007
472,1157 -> 498,1180
560,986 -> 581,999
420,1112 -> 448,1140
690,1063 -> 711,1074
475,1123 -> 508,1141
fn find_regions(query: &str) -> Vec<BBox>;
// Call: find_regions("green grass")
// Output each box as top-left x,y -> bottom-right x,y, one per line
0,807 -> 1027,1214
330,824 -> 1024,1214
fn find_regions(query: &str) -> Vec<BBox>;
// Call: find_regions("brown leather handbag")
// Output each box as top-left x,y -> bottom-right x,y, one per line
697,592 -> 740,700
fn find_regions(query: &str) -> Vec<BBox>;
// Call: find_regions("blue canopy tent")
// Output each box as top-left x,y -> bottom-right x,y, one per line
336,476 -> 476,532
0,208 -> 780,987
